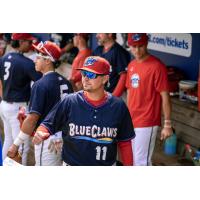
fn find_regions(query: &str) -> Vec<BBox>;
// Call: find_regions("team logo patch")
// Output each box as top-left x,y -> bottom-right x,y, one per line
68,123 -> 117,143
84,57 -> 97,66
131,73 -> 140,88
132,34 -> 142,41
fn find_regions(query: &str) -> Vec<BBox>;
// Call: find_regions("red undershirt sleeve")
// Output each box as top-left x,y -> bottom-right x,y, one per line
117,140 -> 133,166
112,73 -> 127,97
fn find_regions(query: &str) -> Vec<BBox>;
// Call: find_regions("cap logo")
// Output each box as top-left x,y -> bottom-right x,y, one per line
84,57 -> 97,66
132,34 -> 142,41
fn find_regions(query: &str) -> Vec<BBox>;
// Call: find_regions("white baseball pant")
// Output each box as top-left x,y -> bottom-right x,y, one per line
132,126 -> 158,166
34,135 -> 62,166
1,100 -> 30,165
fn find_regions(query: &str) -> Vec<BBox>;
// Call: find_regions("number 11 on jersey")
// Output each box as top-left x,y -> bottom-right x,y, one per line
96,146 -> 107,160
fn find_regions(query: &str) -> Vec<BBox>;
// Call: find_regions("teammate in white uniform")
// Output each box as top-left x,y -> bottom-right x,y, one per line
7,41 -> 73,166
0,33 -> 42,165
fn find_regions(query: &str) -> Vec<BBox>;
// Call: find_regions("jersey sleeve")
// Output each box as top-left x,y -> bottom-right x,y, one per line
154,62 -> 169,93
41,98 -> 69,135
28,82 -> 46,116
116,47 -> 131,74
116,101 -> 135,141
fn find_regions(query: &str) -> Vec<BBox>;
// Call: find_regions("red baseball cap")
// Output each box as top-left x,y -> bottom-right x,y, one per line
128,33 -> 148,46
32,41 -> 61,61
78,56 -> 110,75
11,33 -> 36,41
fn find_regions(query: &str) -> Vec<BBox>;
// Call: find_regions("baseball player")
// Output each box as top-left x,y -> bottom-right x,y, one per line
93,33 -> 131,97
126,33 -> 173,166
0,33 -> 42,165
32,56 -> 135,166
7,41 -> 73,166
69,33 -> 92,91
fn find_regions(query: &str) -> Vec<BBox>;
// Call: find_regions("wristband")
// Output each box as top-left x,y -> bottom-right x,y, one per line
164,125 -> 172,128
164,120 -> 172,126
14,130 -> 30,146
164,120 -> 171,123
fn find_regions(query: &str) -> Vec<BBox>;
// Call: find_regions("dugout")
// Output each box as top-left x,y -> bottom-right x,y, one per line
90,33 -> 200,165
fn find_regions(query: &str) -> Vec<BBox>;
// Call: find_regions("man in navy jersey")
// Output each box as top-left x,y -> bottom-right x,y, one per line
0,33 -> 42,165
7,41 -> 73,166
93,33 -> 131,97
32,56 -> 135,166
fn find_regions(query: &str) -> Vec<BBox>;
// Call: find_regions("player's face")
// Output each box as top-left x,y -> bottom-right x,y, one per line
34,54 -> 48,73
96,33 -> 109,46
81,70 -> 108,92
0,40 -> 6,57
73,35 -> 79,47
130,44 -> 148,61
20,40 -> 33,53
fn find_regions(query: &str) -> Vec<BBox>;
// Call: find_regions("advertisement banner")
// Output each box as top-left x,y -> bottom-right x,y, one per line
147,33 -> 192,57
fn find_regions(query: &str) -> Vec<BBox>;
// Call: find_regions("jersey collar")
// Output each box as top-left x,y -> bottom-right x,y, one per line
43,71 -> 55,76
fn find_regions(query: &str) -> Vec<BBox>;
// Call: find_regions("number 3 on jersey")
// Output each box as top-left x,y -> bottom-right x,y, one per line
60,84 -> 69,99
4,62 -> 11,80
96,146 -> 107,160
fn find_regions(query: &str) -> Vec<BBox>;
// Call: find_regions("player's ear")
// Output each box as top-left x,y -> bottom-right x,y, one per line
102,75 -> 109,84
46,59 -> 52,65
18,40 -> 23,46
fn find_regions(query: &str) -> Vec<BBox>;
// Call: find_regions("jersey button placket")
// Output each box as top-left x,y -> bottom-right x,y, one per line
93,110 -> 98,119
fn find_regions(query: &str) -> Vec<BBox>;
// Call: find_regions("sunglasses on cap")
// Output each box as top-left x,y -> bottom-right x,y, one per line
36,41 -> 55,62
81,70 -> 104,79
36,52 -> 53,60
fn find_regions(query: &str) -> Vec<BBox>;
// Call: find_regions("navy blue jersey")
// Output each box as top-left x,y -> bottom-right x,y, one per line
29,72 -> 73,126
0,52 -> 42,102
93,42 -> 131,92
41,91 -> 135,166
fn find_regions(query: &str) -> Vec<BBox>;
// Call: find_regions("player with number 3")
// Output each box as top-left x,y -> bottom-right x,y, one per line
0,33 -> 42,165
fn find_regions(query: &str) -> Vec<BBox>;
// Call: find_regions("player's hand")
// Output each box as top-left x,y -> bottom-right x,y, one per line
32,131 -> 50,145
7,144 -> 22,164
48,137 -> 63,154
48,132 -> 63,154
32,126 -> 50,145
17,106 -> 27,127
160,127 -> 173,140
